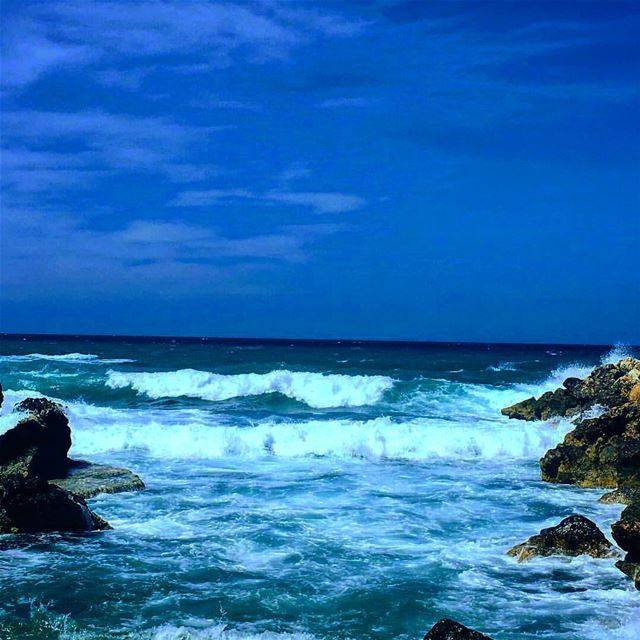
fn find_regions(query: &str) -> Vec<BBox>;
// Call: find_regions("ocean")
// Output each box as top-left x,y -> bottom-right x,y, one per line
0,336 -> 638,640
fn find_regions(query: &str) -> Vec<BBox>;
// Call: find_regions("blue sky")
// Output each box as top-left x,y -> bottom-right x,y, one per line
1,0 -> 638,343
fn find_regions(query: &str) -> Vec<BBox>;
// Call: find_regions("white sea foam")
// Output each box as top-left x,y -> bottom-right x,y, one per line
106,369 -> 394,408
148,624 -> 313,640
57,398 -> 572,461
0,352 -> 134,364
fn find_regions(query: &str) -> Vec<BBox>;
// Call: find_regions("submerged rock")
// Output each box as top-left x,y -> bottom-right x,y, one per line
502,358 -> 640,422
423,618 -> 493,640
0,400 -> 71,480
0,476 -> 110,533
507,515 -> 618,562
50,460 -> 145,499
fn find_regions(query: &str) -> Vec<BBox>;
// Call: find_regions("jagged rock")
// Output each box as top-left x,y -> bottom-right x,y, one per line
423,618 -> 493,640
13,397 -> 65,414
0,401 -> 71,480
50,460 -> 145,499
615,560 -> 640,590
612,502 -> 640,562
507,515 -> 618,562
0,476 -> 110,533
502,358 -> 640,422
540,401 -> 640,488
599,487 -> 640,505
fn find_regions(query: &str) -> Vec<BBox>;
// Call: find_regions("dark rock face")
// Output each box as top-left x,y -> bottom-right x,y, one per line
0,476 -> 110,533
502,358 -> 640,422
507,515 -> 617,562
0,401 -> 71,480
599,486 -> 640,505
615,560 -> 640,590
50,460 -> 145,499
423,618 -> 493,640
612,502 -> 640,562
13,397 -> 65,414
540,402 -> 640,488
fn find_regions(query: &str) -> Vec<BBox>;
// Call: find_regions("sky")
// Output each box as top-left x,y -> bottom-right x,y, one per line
1,0 -> 639,344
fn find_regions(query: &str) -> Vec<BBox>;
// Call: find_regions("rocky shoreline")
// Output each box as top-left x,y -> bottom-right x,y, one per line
503,357 -> 640,589
0,389 -> 144,533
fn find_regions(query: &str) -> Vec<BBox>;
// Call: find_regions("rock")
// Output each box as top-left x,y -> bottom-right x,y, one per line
599,487 -> 640,505
13,397 -> 65,414
502,358 -> 640,422
0,475 -> 110,533
611,502 -> 640,562
615,560 -> 640,590
0,382 -> 3,408
539,401 -> 640,488
50,460 -> 145,499
0,401 -> 71,480
423,618 -> 493,640
507,515 -> 618,562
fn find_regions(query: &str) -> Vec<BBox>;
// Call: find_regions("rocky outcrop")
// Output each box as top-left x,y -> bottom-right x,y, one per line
507,515 -> 617,562
612,502 -> 640,590
599,486 -> 640,505
423,619 -> 492,640
50,460 -> 145,499
0,475 -> 110,533
0,398 -> 71,480
502,358 -> 640,422
1,394 -> 145,534
503,358 -> 640,588
540,401 -> 640,488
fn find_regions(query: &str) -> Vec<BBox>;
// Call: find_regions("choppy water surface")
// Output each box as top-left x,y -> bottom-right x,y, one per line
0,337 -> 638,639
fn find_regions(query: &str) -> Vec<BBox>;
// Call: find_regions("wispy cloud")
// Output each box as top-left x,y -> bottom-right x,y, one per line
2,1 -> 366,90
1,208 -> 343,299
318,97 -> 375,108
172,188 -> 366,214
1,110 -> 222,189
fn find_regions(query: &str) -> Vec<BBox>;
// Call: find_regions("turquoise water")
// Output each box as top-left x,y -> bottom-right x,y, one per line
0,337 -> 638,639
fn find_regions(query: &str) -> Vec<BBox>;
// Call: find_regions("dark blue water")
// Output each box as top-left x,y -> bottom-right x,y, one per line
0,336 -> 638,639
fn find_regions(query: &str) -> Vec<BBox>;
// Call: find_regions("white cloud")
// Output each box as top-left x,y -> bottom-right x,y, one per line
172,188 -> 366,214
318,97 -> 375,108
2,1 -> 365,89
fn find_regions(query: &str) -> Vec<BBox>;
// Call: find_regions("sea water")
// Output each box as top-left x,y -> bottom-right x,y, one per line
0,337 -> 638,639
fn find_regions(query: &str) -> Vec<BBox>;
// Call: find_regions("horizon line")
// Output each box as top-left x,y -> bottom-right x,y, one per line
0,332 -> 638,350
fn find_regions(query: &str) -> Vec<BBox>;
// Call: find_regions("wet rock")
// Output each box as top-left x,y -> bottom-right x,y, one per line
539,401 -> 640,488
423,618 -> 493,640
611,502 -> 640,562
507,515 -> 618,562
502,358 -> 640,422
0,382 -> 3,408
50,460 -> 145,499
13,397 -> 65,414
599,487 -> 640,505
615,560 -> 640,590
0,401 -> 71,480
0,476 -> 110,533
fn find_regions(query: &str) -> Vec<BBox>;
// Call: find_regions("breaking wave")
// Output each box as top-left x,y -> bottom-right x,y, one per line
0,353 -> 134,364
106,369 -> 395,409
58,401 -> 572,461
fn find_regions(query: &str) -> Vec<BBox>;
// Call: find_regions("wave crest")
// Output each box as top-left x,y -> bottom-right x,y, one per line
105,369 -> 394,409
0,353 -> 134,364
